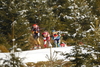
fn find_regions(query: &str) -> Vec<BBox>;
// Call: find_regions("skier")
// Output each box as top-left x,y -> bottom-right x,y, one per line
42,31 -> 52,48
31,24 -> 41,49
52,30 -> 61,47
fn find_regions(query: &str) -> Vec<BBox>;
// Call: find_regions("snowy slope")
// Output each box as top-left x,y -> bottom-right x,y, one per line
0,46 -> 73,64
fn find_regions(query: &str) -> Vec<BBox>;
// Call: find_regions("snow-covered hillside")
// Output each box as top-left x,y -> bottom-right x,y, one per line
0,46 -> 73,64
0,46 -> 100,67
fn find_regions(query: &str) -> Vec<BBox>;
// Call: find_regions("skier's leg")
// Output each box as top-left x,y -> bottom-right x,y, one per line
57,39 -> 60,47
47,37 -> 52,47
43,37 -> 47,48
48,41 -> 52,47
54,40 -> 57,47
37,33 -> 41,45
33,33 -> 39,49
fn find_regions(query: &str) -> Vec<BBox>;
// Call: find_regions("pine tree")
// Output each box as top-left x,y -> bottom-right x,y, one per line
46,0 -> 71,31
63,0 -> 97,43
0,0 -> 30,50
63,0 -> 100,66
26,0 -> 56,33
90,0 -> 100,16
82,0 -> 100,65
83,19 -> 100,65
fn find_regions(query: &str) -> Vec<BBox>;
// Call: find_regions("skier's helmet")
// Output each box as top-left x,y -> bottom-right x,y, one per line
33,24 -> 38,28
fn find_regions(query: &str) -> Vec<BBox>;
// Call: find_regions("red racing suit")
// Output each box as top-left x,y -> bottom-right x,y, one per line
42,31 -> 52,48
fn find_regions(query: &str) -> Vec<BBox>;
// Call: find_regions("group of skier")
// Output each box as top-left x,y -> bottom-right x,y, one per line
31,24 -> 66,49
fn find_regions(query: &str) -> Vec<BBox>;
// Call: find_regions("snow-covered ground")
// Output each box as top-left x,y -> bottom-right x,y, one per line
0,46 -> 100,67
0,46 -> 73,64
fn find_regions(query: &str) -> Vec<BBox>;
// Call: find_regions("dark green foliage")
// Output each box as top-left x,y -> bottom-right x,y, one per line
2,53 -> 26,67
0,0 -> 99,48
66,46 -> 84,67
14,19 -> 30,50
89,0 -> 100,16
0,0 -> 100,66
0,0 -> 30,50
64,45 -> 99,67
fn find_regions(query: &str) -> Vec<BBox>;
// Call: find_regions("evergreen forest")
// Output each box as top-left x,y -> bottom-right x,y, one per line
0,0 -> 100,66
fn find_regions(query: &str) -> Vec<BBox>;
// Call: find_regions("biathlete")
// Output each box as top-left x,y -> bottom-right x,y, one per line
42,31 -> 52,48
52,30 -> 61,47
31,24 -> 41,49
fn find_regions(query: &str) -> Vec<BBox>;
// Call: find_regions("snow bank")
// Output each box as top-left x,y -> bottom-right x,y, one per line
0,46 -> 73,64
